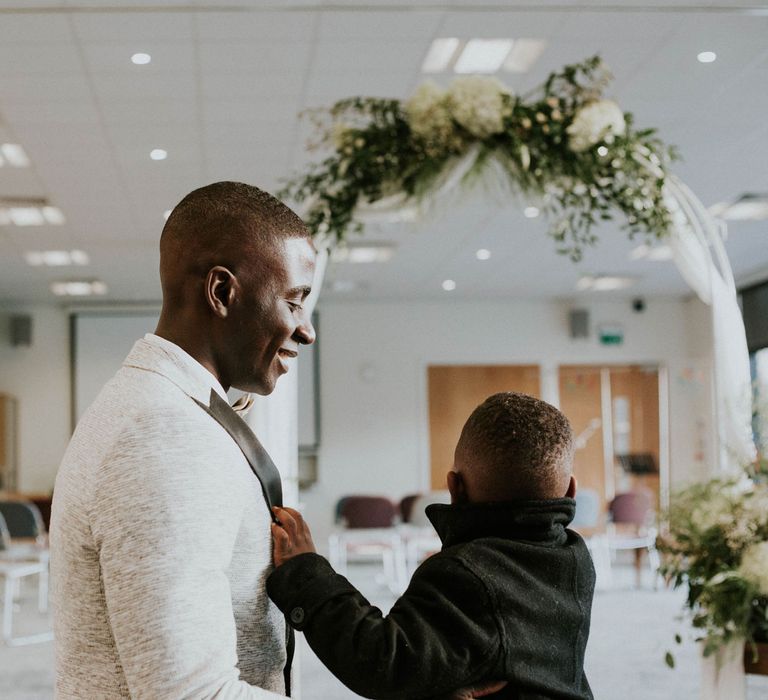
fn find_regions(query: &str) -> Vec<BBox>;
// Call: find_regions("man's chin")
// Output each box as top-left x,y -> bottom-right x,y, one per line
231,375 -> 276,396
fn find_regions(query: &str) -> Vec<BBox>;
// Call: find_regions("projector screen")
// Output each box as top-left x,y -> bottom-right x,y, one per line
72,312 -> 159,424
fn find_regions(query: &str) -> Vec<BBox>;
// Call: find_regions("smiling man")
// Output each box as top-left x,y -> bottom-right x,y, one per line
50,182 -> 316,699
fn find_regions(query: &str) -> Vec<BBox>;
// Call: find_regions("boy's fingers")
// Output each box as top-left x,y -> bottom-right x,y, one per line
271,522 -> 288,545
273,507 -> 297,535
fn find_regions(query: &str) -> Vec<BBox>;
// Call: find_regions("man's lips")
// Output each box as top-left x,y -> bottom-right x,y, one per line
276,348 -> 297,372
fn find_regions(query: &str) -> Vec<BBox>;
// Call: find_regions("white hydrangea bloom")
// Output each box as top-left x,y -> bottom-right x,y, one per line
446,76 -> 511,139
566,99 -> 626,152
739,541 -> 768,595
405,82 -> 453,141
689,492 -> 734,532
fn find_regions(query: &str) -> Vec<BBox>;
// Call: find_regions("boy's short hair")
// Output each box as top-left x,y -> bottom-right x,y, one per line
456,392 -> 574,500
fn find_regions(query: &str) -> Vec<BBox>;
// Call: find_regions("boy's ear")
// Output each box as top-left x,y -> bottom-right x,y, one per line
565,475 -> 577,499
447,471 -> 468,505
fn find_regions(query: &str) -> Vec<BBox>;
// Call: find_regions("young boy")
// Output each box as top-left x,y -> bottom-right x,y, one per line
267,392 -> 595,699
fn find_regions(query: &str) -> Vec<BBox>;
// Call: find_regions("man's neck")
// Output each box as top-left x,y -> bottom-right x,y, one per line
153,324 -> 229,393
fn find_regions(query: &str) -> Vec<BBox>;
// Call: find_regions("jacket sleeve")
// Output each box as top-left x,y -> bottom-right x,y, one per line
266,551 -> 502,700
90,414 -> 285,700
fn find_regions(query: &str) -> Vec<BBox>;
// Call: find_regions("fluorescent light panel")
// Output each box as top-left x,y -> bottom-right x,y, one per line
577,275 -> 637,292
454,39 -> 513,74
51,280 -> 108,297
630,244 -> 673,261
0,204 -> 65,226
25,250 -> 90,267
709,194 -> 768,221
331,243 -> 395,264
503,39 -> 547,73
0,143 -> 30,167
422,38 -> 461,73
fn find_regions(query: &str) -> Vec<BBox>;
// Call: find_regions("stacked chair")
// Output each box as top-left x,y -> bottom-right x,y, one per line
0,500 -> 52,645
328,495 -> 407,594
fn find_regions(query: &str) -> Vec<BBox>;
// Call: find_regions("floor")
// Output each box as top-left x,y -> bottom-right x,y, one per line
3,559 -> 768,699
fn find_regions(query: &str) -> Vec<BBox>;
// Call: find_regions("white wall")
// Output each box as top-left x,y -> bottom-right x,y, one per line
0,296 -> 716,526
301,296 -> 715,551
0,304 -> 71,492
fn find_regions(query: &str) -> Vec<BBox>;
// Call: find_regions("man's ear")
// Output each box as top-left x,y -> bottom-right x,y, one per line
447,470 -> 468,505
205,266 -> 237,318
565,475 -> 577,499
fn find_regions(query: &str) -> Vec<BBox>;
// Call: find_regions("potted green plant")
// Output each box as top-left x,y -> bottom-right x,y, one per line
657,470 -> 768,697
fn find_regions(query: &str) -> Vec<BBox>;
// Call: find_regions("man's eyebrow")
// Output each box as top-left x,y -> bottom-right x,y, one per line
287,285 -> 312,299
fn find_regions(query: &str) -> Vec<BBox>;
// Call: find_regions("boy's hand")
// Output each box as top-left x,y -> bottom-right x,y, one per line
271,506 -> 317,568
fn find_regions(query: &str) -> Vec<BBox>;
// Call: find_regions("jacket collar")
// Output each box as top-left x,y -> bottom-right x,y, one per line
122,334 -> 228,407
426,498 -> 576,549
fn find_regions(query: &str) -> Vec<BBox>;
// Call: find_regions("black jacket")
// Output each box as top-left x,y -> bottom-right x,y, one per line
267,498 -> 595,700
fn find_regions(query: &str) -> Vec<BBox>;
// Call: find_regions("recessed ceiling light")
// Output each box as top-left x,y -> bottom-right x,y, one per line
331,243 -> 395,264
442,279 -> 456,291
502,38 -> 547,73
476,248 -> 491,260
25,249 -> 90,267
524,206 -> 540,218
697,51 -> 717,64
0,143 -> 30,167
577,274 -> 637,292
421,38 -> 461,73
150,148 -> 167,161
131,52 -> 151,65
454,39 -> 513,74
51,280 -> 108,297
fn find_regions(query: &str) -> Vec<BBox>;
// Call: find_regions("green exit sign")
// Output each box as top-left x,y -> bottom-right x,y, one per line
599,324 -> 624,345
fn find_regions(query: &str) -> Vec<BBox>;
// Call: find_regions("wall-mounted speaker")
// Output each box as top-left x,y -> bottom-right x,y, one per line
10,314 -> 32,347
569,309 -> 589,339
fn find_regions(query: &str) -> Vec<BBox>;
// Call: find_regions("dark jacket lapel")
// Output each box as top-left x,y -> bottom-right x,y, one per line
193,389 -> 283,521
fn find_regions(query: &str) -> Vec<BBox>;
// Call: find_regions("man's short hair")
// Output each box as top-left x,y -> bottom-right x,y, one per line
456,392 -> 574,500
160,181 -> 309,288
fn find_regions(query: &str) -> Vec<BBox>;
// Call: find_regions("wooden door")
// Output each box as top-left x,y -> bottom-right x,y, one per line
559,365 -> 661,514
427,365 -> 541,490
609,366 -> 660,508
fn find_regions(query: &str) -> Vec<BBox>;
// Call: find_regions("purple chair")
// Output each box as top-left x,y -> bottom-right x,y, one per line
398,494 -> 420,524
607,490 -> 659,588
329,496 -> 405,592
340,496 -> 397,529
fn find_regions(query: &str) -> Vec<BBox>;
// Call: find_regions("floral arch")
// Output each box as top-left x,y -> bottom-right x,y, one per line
286,56 -> 754,471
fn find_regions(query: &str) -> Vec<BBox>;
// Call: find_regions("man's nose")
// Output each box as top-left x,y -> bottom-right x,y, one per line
294,314 -> 316,345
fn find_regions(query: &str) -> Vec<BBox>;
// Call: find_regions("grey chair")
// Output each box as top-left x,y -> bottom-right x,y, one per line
0,512 -> 52,645
0,501 -> 50,614
0,501 -> 46,542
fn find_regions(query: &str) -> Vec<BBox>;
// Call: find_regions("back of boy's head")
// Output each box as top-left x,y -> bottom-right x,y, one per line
455,392 -> 574,501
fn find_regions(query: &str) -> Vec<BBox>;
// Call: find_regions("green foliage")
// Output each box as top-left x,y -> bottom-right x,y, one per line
279,55 -> 678,261
657,475 -> 768,661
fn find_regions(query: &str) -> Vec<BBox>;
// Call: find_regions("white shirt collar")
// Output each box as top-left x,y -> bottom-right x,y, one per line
143,333 -> 229,402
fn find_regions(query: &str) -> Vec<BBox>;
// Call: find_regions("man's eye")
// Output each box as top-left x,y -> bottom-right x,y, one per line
288,301 -> 303,312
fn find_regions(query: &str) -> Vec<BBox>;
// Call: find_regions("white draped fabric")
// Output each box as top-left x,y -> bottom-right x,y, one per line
660,172 -> 756,470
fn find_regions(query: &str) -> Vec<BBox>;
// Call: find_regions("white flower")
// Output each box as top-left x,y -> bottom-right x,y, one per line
405,82 -> 453,142
739,541 -> 768,595
566,99 -> 626,152
446,76 -> 511,139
